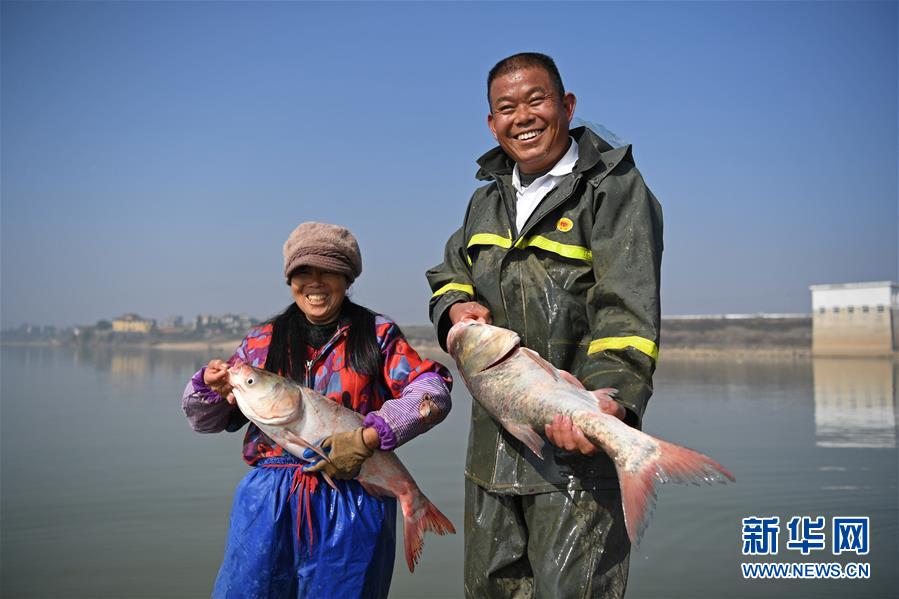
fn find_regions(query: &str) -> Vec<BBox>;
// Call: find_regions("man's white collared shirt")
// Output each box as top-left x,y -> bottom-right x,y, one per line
511,138 -> 579,235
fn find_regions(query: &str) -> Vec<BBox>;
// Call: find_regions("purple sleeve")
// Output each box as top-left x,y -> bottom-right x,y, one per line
181,330 -> 266,434
181,367 -> 238,433
363,372 -> 451,450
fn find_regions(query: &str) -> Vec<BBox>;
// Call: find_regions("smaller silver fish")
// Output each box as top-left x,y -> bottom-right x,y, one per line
227,361 -> 455,572
448,320 -> 735,542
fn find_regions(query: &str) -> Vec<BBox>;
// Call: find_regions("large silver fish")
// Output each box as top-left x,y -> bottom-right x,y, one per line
447,320 -> 734,542
227,361 -> 455,572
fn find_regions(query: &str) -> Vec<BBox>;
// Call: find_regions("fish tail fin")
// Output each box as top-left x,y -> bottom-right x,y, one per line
618,438 -> 735,544
400,495 -> 456,572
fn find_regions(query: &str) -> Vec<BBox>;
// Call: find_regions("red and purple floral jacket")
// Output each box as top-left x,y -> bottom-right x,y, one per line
182,314 -> 452,466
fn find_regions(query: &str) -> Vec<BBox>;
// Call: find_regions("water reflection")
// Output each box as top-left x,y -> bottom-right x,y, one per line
68,344 -> 212,378
813,358 -> 897,448
3,346 -> 896,598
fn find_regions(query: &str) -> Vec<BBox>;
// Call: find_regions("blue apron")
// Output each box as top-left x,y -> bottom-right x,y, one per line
213,455 -> 397,599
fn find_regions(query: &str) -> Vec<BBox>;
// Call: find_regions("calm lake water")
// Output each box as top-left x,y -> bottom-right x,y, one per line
1,345 -> 897,598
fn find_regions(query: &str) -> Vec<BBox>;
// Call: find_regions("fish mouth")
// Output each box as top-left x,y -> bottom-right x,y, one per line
227,362 -> 252,392
447,319 -> 479,356
226,362 -> 246,387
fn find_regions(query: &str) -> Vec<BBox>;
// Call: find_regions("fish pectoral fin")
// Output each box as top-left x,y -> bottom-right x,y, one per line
519,347 -> 561,383
279,429 -> 331,463
502,420 -> 545,460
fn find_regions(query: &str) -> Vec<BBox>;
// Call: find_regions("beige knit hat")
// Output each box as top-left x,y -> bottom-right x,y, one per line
282,222 -> 362,284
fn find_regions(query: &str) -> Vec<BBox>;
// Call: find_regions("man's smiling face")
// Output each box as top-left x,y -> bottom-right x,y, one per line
487,66 -> 576,175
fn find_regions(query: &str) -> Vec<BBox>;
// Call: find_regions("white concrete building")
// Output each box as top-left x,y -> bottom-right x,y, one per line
810,281 -> 898,356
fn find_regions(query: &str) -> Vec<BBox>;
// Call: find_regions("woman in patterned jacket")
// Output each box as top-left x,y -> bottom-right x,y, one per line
181,222 -> 452,599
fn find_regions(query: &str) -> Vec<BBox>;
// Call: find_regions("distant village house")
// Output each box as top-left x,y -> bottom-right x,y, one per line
111,314 -> 156,334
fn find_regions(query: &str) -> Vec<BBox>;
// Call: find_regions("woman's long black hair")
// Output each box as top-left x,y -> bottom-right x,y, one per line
263,298 -> 382,383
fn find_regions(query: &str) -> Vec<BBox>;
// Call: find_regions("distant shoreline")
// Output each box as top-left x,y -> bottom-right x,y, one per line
2,337 -> 813,360
6,315 -> 894,361
659,346 -> 811,361
149,339 -> 243,353
6,338 -> 895,363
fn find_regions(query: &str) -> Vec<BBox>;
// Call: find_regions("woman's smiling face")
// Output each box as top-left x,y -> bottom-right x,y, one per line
289,266 -> 348,325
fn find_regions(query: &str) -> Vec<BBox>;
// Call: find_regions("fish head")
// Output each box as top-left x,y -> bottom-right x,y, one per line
447,320 -> 521,375
227,362 -> 302,426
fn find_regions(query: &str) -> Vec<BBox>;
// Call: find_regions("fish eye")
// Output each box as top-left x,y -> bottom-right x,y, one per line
247,377 -> 254,385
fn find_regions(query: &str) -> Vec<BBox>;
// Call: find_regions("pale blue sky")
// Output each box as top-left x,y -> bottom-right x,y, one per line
2,1 -> 896,328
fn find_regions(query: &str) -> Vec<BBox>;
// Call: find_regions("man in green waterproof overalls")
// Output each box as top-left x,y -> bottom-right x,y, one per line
427,53 -> 663,598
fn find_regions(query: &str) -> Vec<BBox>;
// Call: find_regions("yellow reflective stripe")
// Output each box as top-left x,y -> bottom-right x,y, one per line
431,282 -> 474,298
467,233 -> 513,249
588,336 -> 659,360
516,235 -> 593,262
466,232 -> 592,263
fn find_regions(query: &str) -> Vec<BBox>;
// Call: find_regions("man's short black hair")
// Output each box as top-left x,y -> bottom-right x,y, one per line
487,52 -> 565,106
